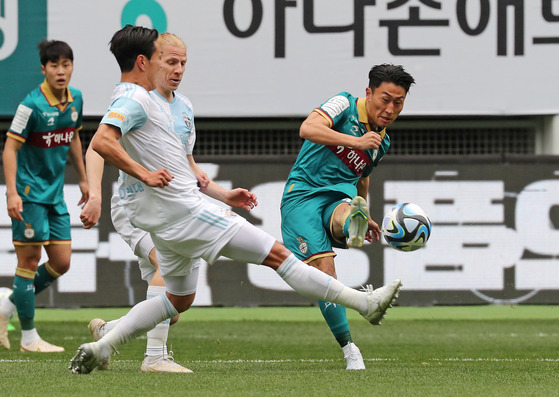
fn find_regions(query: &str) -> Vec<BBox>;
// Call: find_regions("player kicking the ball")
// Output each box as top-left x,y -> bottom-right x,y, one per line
281,64 -> 415,370
69,25 -> 401,375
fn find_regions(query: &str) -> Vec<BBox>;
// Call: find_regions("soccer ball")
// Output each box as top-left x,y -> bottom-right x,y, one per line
0,287 -> 12,300
381,203 -> 431,252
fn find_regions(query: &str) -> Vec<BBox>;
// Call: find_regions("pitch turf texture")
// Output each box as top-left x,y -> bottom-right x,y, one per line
1,306 -> 558,396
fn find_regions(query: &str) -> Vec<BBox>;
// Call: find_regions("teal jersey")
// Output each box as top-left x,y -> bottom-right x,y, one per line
281,92 -> 390,205
7,80 -> 83,204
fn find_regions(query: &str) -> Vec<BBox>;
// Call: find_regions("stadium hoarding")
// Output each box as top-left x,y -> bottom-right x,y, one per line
1,157 -> 559,307
1,0 -> 559,117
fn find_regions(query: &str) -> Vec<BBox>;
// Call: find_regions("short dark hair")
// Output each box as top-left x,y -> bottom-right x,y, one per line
368,64 -> 415,93
109,24 -> 159,73
37,40 -> 73,66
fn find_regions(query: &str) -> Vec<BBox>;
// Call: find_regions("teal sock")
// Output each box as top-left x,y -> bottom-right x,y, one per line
34,263 -> 57,295
318,300 -> 352,347
13,275 -> 36,331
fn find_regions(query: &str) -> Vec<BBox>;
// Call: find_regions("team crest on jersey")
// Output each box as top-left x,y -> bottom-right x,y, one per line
71,106 -> 79,122
24,223 -> 35,239
297,237 -> 308,255
182,112 -> 191,129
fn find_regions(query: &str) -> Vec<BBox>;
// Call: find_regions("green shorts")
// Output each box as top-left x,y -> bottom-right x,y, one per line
12,201 -> 71,245
281,191 -> 351,261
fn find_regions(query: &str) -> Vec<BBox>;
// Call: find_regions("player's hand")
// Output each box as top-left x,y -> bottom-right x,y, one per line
145,169 -> 174,188
6,193 -> 24,221
365,218 -> 381,242
226,188 -> 258,211
196,171 -> 210,192
354,131 -> 383,150
80,196 -> 102,229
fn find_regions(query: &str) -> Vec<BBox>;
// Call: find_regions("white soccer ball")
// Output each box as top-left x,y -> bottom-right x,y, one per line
381,203 -> 432,252
0,287 -> 13,300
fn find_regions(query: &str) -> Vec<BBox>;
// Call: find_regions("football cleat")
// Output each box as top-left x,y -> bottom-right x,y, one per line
69,342 -> 110,374
88,318 -> 110,370
348,196 -> 369,248
0,312 -> 10,350
141,352 -> 193,373
342,342 -> 365,370
361,279 -> 402,325
20,338 -> 64,353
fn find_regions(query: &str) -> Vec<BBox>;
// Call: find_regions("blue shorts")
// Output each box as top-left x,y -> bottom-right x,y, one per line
281,191 -> 350,261
12,201 -> 71,245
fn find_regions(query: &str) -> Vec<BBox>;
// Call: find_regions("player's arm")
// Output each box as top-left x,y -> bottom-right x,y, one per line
80,146 -> 105,229
300,111 -> 382,150
69,128 -> 89,206
91,124 -> 173,188
2,137 -> 24,221
187,155 -> 210,190
187,155 -> 256,211
357,176 -> 380,242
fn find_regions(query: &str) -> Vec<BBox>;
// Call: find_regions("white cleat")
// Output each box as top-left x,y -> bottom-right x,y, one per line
0,296 -> 15,350
342,342 -> 365,370
20,338 -> 64,353
0,312 -> 10,350
88,318 -> 110,370
348,196 -> 369,248
361,279 -> 402,325
141,353 -> 193,373
69,342 -> 110,374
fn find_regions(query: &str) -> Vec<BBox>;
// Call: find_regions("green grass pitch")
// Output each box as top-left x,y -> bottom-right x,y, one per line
1,306 -> 558,396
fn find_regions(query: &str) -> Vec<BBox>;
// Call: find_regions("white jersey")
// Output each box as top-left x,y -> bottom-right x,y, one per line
101,83 -> 204,233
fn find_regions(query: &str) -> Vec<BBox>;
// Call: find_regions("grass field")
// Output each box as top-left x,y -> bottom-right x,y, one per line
1,306 -> 558,396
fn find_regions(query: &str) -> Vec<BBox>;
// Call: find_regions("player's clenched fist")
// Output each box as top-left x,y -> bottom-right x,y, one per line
354,131 -> 382,150
145,168 -> 174,188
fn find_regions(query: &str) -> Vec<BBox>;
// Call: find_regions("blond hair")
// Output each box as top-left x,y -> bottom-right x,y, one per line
157,32 -> 186,49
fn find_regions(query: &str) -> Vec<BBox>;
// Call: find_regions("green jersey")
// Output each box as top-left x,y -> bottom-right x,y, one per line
7,80 -> 83,204
281,91 -> 390,205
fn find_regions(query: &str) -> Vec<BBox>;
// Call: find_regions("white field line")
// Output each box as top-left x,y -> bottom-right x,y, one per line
2,357 -> 559,364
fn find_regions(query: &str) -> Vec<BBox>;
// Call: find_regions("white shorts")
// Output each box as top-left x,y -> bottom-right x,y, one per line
152,200 -> 275,294
111,194 -> 156,281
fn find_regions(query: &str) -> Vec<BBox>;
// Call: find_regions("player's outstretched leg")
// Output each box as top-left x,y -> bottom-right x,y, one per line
347,196 -> 369,248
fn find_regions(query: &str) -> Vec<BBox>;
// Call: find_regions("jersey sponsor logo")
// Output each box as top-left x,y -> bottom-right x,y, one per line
9,104 -> 33,134
327,145 -> 371,175
119,181 -> 145,199
108,111 -> 126,121
26,127 -> 75,148
320,95 -> 350,119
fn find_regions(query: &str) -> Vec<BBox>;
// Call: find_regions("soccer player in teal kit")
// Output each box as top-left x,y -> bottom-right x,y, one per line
0,40 -> 88,352
281,64 -> 414,369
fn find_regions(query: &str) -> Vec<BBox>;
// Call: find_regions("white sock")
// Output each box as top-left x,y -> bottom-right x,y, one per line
276,254 -> 368,313
145,286 -> 169,357
21,328 -> 40,345
98,294 -> 178,353
0,295 -> 15,318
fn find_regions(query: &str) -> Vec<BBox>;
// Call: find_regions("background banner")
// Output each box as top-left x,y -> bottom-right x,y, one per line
1,158 -> 559,307
1,0 -> 559,117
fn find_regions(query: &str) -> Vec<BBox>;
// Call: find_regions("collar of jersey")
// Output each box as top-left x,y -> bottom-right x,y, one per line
40,80 -> 74,111
356,97 -> 386,139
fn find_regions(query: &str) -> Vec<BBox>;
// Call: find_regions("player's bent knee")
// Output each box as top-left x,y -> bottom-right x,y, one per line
262,241 -> 292,270
166,292 -> 195,313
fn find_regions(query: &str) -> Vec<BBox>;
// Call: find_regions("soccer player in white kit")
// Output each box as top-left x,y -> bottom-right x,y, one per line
69,25 -> 402,375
